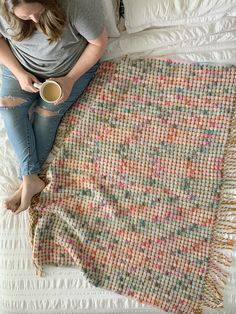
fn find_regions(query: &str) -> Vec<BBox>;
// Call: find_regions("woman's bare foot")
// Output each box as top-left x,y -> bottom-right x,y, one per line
4,184 -> 23,211
13,175 -> 45,215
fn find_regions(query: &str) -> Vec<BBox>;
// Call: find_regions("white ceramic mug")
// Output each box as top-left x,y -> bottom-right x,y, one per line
34,80 -> 62,103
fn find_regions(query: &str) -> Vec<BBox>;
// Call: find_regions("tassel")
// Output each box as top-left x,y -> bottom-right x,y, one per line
33,260 -> 44,277
200,105 -> 236,311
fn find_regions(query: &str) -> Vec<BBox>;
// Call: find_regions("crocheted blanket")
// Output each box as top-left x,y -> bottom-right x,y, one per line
29,58 -> 236,314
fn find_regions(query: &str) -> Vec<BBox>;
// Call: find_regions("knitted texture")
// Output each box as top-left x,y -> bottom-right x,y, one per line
29,58 -> 236,314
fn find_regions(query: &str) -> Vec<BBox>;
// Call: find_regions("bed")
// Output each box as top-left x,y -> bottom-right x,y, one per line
0,1 -> 236,314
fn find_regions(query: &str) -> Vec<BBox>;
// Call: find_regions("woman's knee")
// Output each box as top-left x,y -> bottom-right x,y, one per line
0,96 -> 26,108
36,99 -> 74,116
34,106 -> 58,117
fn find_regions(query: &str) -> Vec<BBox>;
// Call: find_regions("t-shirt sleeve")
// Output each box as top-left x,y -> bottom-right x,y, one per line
71,0 -> 105,41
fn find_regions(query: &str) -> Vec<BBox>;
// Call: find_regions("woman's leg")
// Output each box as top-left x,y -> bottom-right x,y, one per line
0,66 -> 45,213
33,62 -> 99,168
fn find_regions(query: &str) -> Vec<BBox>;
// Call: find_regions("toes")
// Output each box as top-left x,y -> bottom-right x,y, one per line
4,202 -> 9,209
5,199 -> 26,214
13,206 -> 29,215
4,201 -> 18,211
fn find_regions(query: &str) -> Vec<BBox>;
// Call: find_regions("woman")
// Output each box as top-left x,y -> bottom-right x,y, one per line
0,0 -> 108,214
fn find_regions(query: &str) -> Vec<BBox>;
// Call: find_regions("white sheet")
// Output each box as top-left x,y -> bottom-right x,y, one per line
1,13 -> 236,314
122,0 -> 236,33
103,16 -> 236,64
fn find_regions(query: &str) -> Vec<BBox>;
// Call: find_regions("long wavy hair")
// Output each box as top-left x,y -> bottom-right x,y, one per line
0,0 -> 66,42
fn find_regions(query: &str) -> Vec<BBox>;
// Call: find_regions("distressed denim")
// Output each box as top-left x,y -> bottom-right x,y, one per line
0,62 -> 99,178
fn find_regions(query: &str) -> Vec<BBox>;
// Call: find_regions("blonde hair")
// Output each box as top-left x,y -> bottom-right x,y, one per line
1,0 -> 66,42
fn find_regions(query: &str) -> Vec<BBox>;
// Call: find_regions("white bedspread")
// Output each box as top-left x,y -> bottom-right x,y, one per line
103,16 -> 236,64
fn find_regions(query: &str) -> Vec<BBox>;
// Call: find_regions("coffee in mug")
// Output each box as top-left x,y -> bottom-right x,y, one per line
34,80 -> 62,103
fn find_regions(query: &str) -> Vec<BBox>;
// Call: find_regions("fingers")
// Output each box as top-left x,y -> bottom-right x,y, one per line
54,93 -> 66,105
26,85 -> 39,93
31,77 -> 41,92
48,77 -> 58,84
21,76 -> 40,93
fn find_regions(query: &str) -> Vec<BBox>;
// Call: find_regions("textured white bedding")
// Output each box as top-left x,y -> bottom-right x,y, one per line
121,0 -> 236,33
103,16 -> 236,64
1,12 -> 236,314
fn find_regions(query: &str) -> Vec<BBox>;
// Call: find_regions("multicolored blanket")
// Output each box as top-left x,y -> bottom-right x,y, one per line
29,58 -> 236,314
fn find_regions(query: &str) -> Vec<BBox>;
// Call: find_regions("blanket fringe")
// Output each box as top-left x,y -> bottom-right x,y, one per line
28,205 -> 44,277
199,104 -> 236,312
33,261 -> 43,277
199,206 -> 236,312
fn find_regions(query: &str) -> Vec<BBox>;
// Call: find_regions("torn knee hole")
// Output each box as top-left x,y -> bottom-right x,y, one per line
0,97 -> 25,107
35,107 -> 58,117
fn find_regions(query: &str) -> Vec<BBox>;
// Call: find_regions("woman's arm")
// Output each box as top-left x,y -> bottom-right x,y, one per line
0,36 -> 24,76
0,36 -> 39,92
66,29 -> 108,82
51,29 -> 108,104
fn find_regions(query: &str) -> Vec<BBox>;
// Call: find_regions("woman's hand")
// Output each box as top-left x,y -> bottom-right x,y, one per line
48,76 -> 75,105
15,70 -> 40,93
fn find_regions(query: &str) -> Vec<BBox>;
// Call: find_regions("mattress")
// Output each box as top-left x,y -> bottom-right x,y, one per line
1,13 -> 236,314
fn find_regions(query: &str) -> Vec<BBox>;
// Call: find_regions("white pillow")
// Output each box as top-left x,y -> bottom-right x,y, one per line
123,0 -> 236,33
227,6 -> 236,16
101,0 -> 120,37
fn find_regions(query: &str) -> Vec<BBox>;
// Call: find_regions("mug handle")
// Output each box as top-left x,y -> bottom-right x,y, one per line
33,82 -> 42,89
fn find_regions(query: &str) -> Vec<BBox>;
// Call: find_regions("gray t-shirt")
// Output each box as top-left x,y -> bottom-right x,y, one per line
0,0 -> 104,78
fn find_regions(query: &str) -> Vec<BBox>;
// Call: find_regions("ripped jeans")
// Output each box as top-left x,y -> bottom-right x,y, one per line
0,62 -> 99,178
